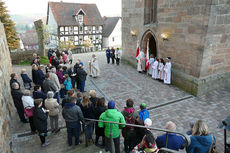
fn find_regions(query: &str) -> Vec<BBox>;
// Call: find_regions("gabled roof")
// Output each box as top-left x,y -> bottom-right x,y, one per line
102,17 -> 120,37
20,30 -> 38,46
47,1 -> 103,26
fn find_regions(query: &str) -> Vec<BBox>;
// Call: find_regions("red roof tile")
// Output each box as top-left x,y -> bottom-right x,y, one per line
47,1 -> 103,26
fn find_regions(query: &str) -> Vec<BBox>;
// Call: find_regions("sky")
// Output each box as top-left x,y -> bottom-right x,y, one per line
4,0 -> 121,17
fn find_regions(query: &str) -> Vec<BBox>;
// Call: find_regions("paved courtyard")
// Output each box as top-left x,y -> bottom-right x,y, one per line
11,52 -> 230,153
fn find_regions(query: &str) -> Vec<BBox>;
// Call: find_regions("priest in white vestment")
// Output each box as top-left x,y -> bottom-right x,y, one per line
136,50 -> 145,72
152,57 -> 159,79
89,54 -> 100,78
148,55 -> 155,75
164,58 -> 172,84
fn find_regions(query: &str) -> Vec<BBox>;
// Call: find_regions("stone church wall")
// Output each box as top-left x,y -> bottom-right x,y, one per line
122,0 -> 230,95
0,22 -> 13,152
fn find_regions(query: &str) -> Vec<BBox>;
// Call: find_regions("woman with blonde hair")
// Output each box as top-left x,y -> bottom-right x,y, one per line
32,64 -> 39,85
80,95 -> 95,143
186,120 -> 214,153
89,90 -> 98,108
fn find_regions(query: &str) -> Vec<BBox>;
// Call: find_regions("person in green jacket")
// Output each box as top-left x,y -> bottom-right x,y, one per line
98,100 -> 126,153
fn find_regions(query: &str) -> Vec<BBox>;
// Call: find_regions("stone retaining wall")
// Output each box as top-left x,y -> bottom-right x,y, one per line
0,22 -> 13,153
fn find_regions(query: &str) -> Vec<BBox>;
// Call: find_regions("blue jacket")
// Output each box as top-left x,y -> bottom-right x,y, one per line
186,135 -> 213,153
37,69 -> 45,86
21,74 -> 32,83
106,49 -> 110,58
64,77 -> 72,90
156,133 -> 185,151
139,109 -> 149,122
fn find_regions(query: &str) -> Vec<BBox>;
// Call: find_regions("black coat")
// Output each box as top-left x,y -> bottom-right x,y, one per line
11,89 -> 24,110
32,69 -> 39,85
80,103 -> 94,119
90,97 -> 98,108
77,68 -> 87,82
33,107 -> 48,133
68,69 -> 76,80
94,106 -> 106,136
37,69 -> 45,86
51,58 -> 59,68
10,78 -> 21,90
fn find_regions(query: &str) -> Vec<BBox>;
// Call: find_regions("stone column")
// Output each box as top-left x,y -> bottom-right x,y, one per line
34,19 -> 45,57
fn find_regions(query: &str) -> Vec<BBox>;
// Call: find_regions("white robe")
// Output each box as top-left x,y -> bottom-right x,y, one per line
136,51 -> 145,72
115,50 -> 121,59
152,60 -> 158,79
148,58 -> 155,75
89,57 -> 100,77
164,62 -> 171,84
158,63 -> 164,80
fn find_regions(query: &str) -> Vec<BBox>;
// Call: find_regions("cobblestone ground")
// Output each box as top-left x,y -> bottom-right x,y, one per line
11,52 -> 230,153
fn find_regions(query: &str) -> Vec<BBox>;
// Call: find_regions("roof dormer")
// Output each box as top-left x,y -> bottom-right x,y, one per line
74,9 -> 86,25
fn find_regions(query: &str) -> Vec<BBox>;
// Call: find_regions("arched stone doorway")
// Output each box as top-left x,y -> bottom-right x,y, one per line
141,30 -> 157,58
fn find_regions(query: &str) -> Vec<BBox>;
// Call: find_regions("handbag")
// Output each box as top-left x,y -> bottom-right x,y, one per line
209,135 -> 218,153
24,106 -> 34,117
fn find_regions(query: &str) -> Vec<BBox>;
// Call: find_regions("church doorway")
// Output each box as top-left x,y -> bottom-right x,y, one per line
141,30 -> 157,58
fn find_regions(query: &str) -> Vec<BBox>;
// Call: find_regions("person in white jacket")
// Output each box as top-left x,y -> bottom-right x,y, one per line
22,90 -> 36,132
115,48 -> 122,65
89,54 -> 100,78
152,57 -> 159,79
158,58 -> 165,81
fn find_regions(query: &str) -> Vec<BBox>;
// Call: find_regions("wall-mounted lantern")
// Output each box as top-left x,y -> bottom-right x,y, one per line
161,33 -> 169,41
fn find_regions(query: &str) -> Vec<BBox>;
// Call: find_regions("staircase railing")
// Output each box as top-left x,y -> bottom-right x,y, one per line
84,118 -> 190,153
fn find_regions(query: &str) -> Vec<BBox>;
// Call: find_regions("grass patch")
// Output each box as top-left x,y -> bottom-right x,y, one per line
18,56 -> 49,65
40,56 -> 49,65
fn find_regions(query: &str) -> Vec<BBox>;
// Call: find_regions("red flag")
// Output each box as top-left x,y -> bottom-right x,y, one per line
145,39 -> 150,70
136,41 -> 139,63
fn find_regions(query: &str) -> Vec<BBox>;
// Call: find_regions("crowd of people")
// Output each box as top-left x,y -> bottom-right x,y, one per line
136,50 -> 172,85
106,47 -> 122,65
9,49 -> 217,153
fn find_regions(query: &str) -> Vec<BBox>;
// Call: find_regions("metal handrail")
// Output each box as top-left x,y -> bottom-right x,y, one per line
84,118 -> 190,153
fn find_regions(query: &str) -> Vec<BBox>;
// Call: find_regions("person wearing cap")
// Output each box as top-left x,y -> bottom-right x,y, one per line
164,57 -> 172,84
121,99 -> 139,153
139,103 -> 150,122
156,121 -> 184,151
98,100 -> 126,153
76,62 -> 87,92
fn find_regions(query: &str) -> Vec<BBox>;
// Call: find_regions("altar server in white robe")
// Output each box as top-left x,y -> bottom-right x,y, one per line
164,57 -> 172,84
136,50 -> 145,72
152,57 -> 159,79
148,54 -> 155,75
158,58 -> 165,80
89,54 -> 100,78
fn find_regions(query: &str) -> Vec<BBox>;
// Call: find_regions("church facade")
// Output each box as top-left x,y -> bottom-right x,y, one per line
122,0 -> 230,95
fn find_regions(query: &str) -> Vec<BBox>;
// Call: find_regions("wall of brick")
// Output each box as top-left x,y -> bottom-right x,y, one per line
0,22 -> 13,152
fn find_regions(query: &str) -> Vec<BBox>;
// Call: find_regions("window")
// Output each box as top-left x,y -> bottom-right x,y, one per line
84,26 -> 88,34
65,27 -> 69,35
99,26 -> 102,33
60,27 -> 64,32
79,36 -> 83,45
144,0 -> 157,24
60,37 -> 64,42
79,26 -> 83,34
74,26 -> 78,34
78,15 -> 83,24
112,37 -> 115,42
88,26 -> 92,33
69,26 -> 73,34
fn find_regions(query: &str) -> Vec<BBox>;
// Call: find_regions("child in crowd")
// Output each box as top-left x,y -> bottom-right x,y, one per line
139,103 -> 150,123
33,99 -> 50,147
64,74 -> 72,94
21,69 -> 32,90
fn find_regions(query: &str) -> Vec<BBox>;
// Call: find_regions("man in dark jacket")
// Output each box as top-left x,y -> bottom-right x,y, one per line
68,66 -> 77,89
110,47 -> 115,64
106,47 -> 111,64
33,99 -> 50,147
11,82 -> 27,123
33,85 -> 47,106
62,97 -> 84,146
74,60 -> 80,89
37,65 -> 45,88
76,63 -> 87,92
10,73 -> 21,90
121,99 -> 139,153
